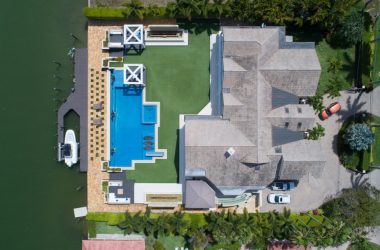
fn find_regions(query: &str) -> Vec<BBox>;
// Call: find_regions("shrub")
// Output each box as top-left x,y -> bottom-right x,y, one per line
307,94 -> 324,114
341,152 -> 360,170
322,184 -> 380,227
153,240 -> 165,250
344,123 -> 374,151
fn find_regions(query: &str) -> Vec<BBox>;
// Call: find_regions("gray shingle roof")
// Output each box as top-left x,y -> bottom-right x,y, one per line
185,180 -> 216,209
184,26 -> 324,192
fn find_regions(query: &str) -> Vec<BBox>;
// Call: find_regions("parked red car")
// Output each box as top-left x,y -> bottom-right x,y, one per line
321,102 -> 341,120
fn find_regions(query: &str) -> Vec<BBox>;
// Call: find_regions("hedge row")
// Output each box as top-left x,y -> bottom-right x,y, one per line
83,6 -> 168,19
83,7 -> 125,19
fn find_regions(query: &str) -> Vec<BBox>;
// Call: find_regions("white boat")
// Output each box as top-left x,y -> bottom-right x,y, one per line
62,130 -> 78,167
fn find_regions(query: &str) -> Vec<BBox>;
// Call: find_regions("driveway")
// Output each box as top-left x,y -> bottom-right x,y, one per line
260,87 -> 379,212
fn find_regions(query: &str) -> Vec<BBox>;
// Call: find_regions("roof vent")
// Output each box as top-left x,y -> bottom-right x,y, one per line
284,122 -> 289,128
224,147 -> 235,159
298,107 -> 302,113
223,87 -> 231,93
275,146 -> 282,153
297,122 -> 302,129
285,107 -> 289,113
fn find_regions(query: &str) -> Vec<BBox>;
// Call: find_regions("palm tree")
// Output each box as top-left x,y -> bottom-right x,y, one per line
211,0 -> 230,18
166,2 -> 179,18
326,76 -> 346,98
176,0 -> 202,20
327,57 -> 343,73
145,4 -> 161,17
188,226 -> 209,250
307,123 -> 325,140
170,211 -> 189,235
118,212 -> 135,235
276,208 -> 297,240
250,211 -> 272,248
200,0 -> 210,18
142,207 -> 154,236
307,94 -> 324,114
123,0 -> 144,20
153,213 -> 171,237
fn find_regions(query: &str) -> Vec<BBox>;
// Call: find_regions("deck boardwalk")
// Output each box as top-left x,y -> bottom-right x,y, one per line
57,48 -> 88,172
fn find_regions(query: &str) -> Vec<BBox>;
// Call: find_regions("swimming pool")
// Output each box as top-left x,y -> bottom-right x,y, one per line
109,69 -> 161,168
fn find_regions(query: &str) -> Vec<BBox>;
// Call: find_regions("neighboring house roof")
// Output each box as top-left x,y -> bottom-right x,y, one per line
82,240 -> 145,250
185,180 -> 216,209
184,26 -> 324,193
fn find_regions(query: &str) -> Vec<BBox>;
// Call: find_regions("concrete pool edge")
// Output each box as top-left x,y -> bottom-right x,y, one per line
107,68 -> 167,170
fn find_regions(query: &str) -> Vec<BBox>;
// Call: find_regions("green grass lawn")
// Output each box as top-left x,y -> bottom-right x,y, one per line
373,18 -> 380,87
371,116 -> 380,165
124,26 -> 217,183
96,221 -> 124,234
289,29 -> 355,95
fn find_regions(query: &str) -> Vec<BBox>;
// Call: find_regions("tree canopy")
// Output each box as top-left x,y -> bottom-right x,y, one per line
344,123 -> 375,151
322,184 -> 380,228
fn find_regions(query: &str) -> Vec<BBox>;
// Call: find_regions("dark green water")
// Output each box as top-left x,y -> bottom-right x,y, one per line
0,0 -> 87,249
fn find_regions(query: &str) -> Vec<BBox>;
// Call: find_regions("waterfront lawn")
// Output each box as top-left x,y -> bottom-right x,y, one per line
96,221 -> 124,234
289,29 -> 355,95
125,24 -> 218,183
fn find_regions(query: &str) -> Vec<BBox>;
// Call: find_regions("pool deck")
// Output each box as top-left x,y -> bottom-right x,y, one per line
87,22 -> 144,212
87,20 -> 176,212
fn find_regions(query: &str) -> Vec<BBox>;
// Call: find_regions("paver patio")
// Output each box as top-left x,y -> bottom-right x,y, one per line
260,87 -> 379,212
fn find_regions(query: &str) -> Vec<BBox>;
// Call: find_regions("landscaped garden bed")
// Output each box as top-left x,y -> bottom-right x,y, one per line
86,208 -> 352,249
338,113 -> 378,172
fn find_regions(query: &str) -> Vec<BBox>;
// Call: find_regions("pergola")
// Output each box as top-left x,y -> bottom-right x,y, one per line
123,24 -> 144,50
123,64 -> 145,86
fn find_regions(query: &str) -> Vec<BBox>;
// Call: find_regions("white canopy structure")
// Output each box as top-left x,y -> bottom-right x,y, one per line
123,64 -> 145,85
107,29 -> 124,49
124,24 -> 144,50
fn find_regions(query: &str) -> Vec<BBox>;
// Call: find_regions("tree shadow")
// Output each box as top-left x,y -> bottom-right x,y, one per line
174,129 -> 180,183
286,27 -> 324,45
336,93 -> 367,123
341,51 -> 356,84
350,172 -> 369,188
178,19 -> 220,35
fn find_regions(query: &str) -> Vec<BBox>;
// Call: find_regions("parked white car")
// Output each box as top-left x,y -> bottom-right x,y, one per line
268,193 -> 290,204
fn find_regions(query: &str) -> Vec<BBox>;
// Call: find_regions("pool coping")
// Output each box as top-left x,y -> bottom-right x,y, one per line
106,67 -> 167,170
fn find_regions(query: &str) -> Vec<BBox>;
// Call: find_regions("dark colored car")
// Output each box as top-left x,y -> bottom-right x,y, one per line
321,102 -> 341,120
271,181 -> 297,191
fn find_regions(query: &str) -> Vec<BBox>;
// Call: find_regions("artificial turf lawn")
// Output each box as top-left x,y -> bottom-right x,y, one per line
289,29 -> 355,95
123,27 -> 217,183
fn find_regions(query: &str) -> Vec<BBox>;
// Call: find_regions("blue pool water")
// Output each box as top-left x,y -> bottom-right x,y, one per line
143,105 -> 157,124
109,69 -> 158,167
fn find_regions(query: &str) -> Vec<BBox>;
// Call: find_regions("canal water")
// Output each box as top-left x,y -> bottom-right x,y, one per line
0,0 -> 87,249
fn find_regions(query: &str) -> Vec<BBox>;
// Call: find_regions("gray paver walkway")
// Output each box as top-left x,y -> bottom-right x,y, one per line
260,87 -> 379,212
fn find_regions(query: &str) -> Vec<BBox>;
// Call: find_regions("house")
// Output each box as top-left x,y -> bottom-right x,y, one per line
181,26 -> 325,208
